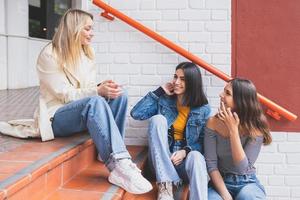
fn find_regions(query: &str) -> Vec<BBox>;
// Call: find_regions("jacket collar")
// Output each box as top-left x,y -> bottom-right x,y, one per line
159,95 -> 177,108
160,95 -> 208,115
190,104 -> 209,115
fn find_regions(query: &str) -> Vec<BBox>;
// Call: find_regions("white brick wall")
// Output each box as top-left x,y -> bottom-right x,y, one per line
257,132 -> 300,199
88,1 -> 300,199
0,0 -> 7,90
0,36 -> 7,90
89,0 -> 232,117
1,0 -> 299,198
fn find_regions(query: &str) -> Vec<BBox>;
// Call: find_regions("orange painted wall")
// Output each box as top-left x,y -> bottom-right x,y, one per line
232,0 -> 300,131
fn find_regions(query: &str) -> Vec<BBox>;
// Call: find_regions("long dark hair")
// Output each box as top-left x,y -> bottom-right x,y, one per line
175,62 -> 208,107
231,78 -> 272,145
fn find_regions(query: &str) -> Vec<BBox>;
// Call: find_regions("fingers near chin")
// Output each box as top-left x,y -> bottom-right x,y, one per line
217,115 -> 225,121
233,112 -> 239,121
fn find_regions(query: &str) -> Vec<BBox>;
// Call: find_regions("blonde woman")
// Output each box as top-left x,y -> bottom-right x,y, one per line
1,9 -> 152,194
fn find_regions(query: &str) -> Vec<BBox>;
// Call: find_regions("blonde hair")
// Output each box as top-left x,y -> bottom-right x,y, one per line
52,9 -> 94,69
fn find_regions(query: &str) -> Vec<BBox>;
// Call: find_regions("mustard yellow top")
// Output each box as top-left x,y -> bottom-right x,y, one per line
173,102 -> 190,141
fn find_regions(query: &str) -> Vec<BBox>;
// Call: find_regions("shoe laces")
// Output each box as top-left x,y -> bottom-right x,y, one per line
118,159 -> 141,173
129,162 -> 141,173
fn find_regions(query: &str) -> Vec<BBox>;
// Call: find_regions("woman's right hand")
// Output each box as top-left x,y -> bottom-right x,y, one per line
209,170 -> 233,200
217,102 -> 239,137
221,192 -> 233,200
161,82 -> 174,95
170,150 -> 186,166
97,80 -> 122,99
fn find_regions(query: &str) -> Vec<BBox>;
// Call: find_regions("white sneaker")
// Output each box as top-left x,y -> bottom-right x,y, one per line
108,159 -> 152,194
157,182 -> 174,200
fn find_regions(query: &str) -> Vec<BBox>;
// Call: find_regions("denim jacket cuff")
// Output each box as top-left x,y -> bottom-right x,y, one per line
183,146 -> 192,155
153,86 -> 166,97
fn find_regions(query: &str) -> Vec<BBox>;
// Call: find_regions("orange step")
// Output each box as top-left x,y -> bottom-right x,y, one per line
0,134 -> 95,200
122,182 -> 189,200
0,131 -> 148,200
44,158 -> 123,200
44,146 -> 148,200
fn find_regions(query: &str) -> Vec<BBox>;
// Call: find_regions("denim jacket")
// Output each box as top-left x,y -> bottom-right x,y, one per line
130,87 -> 211,153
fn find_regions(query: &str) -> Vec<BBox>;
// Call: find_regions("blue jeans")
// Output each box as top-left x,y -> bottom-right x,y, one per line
208,173 -> 266,200
147,115 -> 208,200
51,95 -> 131,171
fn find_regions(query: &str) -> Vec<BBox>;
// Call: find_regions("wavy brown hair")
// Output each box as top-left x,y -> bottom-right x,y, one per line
52,9 -> 94,70
231,78 -> 272,145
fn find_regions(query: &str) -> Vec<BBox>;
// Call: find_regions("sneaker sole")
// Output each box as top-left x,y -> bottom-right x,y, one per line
108,172 -> 152,194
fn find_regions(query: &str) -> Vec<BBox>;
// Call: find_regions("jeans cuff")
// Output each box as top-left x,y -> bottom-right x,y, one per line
157,178 -> 182,187
105,151 -> 131,171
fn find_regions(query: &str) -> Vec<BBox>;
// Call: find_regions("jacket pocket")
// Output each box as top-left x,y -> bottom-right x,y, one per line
159,105 -> 175,124
187,119 -> 202,141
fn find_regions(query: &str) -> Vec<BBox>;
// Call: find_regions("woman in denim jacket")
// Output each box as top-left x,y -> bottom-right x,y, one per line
131,62 -> 211,200
204,78 -> 272,200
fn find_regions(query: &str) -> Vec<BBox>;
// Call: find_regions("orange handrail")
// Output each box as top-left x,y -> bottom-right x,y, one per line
92,0 -> 297,122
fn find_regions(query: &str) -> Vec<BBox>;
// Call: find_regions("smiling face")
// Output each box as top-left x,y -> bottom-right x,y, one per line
220,82 -> 234,110
80,17 -> 94,46
172,68 -> 186,98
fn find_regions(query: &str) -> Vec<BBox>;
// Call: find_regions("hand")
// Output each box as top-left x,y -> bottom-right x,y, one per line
170,150 -> 186,166
161,82 -> 174,95
217,102 -> 240,136
221,192 -> 233,200
97,80 -> 122,99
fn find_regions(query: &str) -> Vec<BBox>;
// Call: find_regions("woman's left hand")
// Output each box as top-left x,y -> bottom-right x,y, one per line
217,102 -> 240,136
170,150 -> 186,166
161,82 -> 174,96
97,80 -> 122,99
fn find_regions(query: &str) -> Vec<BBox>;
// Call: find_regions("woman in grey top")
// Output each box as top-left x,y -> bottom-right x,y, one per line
204,78 -> 272,200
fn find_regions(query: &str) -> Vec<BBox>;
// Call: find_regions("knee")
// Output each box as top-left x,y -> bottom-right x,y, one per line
148,115 -> 168,139
89,96 -> 106,106
83,96 -> 108,118
116,92 -> 128,103
236,190 -> 255,200
236,184 -> 266,200
185,151 -> 206,169
186,151 -> 205,164
109,93 -> 128,109
208,187 -> 223,200
149,114 -> 167,128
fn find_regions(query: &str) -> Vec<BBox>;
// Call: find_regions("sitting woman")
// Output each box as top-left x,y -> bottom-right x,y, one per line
0,9 -> 151,194
204,78 -> 272,200
131,62 -> 210,200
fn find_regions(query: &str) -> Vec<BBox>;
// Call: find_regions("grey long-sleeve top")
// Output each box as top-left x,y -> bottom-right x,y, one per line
204,127 -> 263,175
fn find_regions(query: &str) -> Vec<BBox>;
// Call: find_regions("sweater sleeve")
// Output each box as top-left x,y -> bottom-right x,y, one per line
234,136 -> 263,173
204,127 -> 219,173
